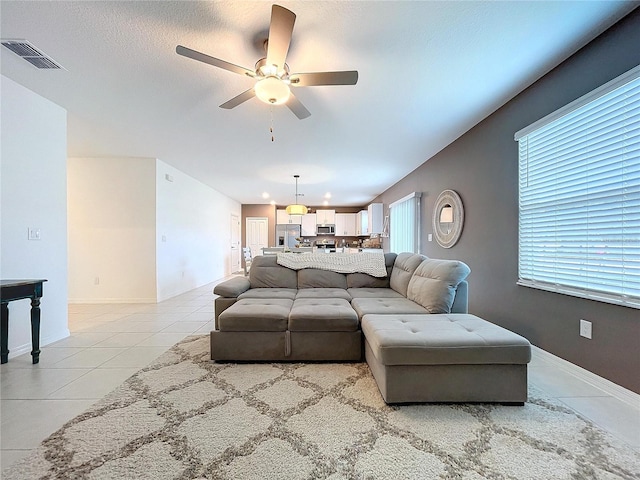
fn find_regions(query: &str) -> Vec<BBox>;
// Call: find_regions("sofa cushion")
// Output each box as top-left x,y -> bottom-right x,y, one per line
249,255 -> 298,288
238,288 -> 297,300
289,298 -> 359,332
346,273 -> 390,288
295,288 -> 352,301
346,253 -> 396,288
217,298 -> 293,331
347,288 -> 404,299
389,253 -> 426,296
297,268 -> 348,289
406,258 -> 471,314
351,297 -> 428,318
361,313 -> 532,365
213,276 -> 251,298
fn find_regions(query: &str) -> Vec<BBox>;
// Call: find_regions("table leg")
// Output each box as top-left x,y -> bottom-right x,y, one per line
1,303 -> 8,364
30,298 -> 41,364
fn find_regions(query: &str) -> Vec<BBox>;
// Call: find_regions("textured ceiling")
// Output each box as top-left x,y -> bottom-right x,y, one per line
1,1 -> 636,206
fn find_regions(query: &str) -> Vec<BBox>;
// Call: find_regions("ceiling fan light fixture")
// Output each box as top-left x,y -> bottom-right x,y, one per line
176,5 -> 358,119
255,76 -> 290,105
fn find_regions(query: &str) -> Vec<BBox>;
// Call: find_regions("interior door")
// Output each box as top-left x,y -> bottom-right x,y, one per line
230,214 -> 241,273
246,217 -> 269,257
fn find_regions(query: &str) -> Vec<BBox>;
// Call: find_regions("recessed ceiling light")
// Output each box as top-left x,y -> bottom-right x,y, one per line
324,192 -> 332,199
270,200 -> 276,205
262,192 -> 270,199
323,200 -> 329,206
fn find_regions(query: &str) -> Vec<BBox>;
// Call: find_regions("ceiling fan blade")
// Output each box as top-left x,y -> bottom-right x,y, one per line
286,92 -> 311,120
266,5 -> 296,70
290,71 -> 359,87
219,88 -> 256,109
176,45 -> 255,77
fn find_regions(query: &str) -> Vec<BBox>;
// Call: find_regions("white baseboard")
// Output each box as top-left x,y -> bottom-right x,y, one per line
532,345 -> 640,408
68,297 -> 157,304
7,328 -> 71,360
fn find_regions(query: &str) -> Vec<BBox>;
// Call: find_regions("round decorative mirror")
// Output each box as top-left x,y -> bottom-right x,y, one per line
432,190 -> 464,248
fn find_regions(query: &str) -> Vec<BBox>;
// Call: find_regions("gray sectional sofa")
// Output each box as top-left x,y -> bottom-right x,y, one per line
212,253 -> 468,360
211,252 -> 532,404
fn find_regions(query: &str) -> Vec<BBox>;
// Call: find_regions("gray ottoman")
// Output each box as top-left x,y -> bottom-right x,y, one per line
212,299 -> 293,361
362,313 -> 531,404
288,298 -> 362,360
289,298 -> 359,331
211,298 -> 362,362
217,298 -> 293,331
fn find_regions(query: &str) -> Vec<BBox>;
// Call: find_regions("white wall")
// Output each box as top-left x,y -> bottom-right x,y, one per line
68,157 -> 157,303
156,160 -> 241,301
1,75 -> 70,357
68,156 -> 241,303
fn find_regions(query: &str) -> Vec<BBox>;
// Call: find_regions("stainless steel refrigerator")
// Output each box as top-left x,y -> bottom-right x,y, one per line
276,224 -> 301,249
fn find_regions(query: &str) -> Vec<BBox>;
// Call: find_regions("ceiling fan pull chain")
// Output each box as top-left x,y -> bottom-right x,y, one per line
270,106 -> 275,142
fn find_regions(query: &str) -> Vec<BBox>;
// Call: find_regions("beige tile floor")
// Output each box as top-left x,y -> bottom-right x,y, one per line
2,281 -> 639,470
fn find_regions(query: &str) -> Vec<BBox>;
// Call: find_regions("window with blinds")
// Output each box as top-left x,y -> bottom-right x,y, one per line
515,65 -> 640,309
389,192 -> 421,253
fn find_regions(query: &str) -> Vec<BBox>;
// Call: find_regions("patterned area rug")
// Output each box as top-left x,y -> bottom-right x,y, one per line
3,335 -> 639,479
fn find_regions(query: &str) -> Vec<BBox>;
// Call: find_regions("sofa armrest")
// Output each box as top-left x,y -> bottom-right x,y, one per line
451,281 -> 468,314
213,276 -> 251,298
214,297 -> 238,329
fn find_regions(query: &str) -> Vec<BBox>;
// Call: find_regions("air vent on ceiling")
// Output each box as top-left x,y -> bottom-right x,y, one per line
1,39 -> 64,69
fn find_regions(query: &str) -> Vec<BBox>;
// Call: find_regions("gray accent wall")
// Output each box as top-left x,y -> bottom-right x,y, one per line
374,9 -> 640,393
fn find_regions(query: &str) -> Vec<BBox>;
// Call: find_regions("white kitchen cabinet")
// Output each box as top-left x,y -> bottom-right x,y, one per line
367,203 -> 384,234
276,209 -> 302,225
356,210 -> 368,236
301,213 -> 317,236
315,209 -> 336,225
335,213 -> 357,236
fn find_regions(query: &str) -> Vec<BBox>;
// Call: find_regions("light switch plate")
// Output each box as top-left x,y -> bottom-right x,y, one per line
28,228 -> 41,240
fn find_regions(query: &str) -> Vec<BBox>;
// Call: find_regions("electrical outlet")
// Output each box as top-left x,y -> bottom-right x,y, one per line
580,319 -> 592,339
28,228 -> 41,240
428,234 -> 433,242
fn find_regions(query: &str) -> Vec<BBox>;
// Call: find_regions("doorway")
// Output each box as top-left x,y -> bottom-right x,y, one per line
230,214 -> 241,273
246,217 -> 268,258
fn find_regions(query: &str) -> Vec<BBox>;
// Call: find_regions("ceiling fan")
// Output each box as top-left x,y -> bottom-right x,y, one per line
176,4 -> 358,119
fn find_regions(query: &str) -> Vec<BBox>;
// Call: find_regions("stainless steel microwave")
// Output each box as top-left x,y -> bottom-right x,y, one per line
317,225 -> 335,235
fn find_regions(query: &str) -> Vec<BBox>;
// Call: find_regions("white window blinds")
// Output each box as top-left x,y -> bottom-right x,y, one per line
515,66 -> 640,309
390,192 -> 421,253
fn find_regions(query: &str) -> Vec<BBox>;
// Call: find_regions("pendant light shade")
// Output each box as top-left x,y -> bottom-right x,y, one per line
285,175 -> 308,215
285,203 -> 308,215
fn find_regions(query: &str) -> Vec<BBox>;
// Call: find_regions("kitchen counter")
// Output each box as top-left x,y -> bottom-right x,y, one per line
344,247 -> 383,254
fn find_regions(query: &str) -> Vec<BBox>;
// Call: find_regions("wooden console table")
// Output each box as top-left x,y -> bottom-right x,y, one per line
1,279 -> 47,364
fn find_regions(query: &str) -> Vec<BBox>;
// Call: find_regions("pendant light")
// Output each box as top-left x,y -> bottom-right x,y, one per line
285,175 -> 308,215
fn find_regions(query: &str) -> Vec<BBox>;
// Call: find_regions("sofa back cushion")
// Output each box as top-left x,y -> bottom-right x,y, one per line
298,269 -> 348,289
249,255 -> 298,288
389,253 -> 427,296
407,258 -> 471,313
346,253 -> 396,288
